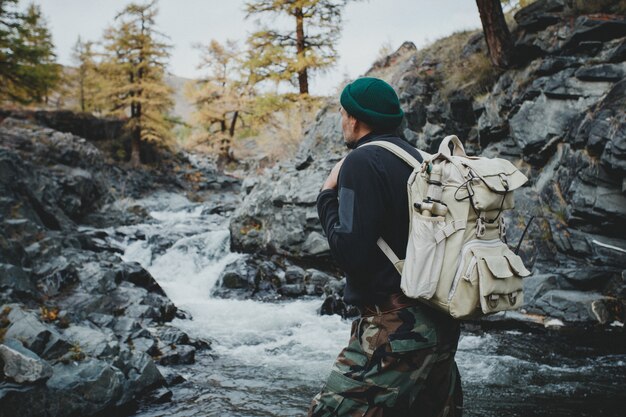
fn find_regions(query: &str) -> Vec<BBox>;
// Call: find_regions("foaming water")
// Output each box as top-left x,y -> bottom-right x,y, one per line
118,191 -> 625,417
119,193 -> 351,388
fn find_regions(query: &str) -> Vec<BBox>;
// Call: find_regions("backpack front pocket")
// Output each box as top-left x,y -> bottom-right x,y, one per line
476,251 -> 530,314
448,240 -> 530,319
401,213 -> 446,299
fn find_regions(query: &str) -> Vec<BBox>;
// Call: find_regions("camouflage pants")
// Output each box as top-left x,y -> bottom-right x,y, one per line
307,304 -> 462,417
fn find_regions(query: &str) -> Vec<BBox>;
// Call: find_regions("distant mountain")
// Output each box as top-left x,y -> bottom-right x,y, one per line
165,73 -> 194,124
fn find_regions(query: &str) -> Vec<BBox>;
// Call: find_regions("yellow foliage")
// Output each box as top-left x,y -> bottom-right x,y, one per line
40,306 -> 59,322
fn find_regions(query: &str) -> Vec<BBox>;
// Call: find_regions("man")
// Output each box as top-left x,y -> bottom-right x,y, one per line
308,77 -> 462,417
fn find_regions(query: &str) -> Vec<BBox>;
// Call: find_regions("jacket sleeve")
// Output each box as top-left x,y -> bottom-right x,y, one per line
316,149 -> 387,277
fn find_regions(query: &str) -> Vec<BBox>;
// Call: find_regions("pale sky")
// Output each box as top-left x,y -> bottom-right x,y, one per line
33,0 -> 483,95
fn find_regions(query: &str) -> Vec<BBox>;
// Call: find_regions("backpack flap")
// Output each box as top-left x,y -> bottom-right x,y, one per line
461,157 -> 528,193
473,247 -> 530,314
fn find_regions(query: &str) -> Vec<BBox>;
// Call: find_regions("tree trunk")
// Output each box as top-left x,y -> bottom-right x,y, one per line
475,0 -> 514,68
295,7 -> 308,95
130,127 -> 141,167
228,110 -> 239,138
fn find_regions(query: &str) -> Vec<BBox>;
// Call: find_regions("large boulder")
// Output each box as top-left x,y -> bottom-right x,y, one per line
0,342 -> 53,384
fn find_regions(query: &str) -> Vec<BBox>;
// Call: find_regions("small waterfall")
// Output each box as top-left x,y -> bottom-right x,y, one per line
113,191 -> 625,417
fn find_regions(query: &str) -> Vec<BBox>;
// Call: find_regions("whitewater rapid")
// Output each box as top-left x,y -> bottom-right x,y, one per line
114,192 -> 624,417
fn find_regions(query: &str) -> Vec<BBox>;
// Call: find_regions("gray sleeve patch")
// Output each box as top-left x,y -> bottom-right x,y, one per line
334,187 -> 355,234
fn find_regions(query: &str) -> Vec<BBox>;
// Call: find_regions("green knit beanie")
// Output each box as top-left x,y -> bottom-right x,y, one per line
340,77 -> 404,131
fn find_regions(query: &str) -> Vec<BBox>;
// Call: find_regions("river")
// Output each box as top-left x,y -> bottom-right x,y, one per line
110,191 -> 624,417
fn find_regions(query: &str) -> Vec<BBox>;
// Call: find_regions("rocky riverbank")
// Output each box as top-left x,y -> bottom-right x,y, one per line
226,1 -> 626,329
0,114 -> 239,417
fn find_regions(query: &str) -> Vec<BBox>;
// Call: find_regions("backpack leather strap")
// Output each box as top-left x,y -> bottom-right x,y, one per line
377,237 -> 404,274
361,141 -> 423,169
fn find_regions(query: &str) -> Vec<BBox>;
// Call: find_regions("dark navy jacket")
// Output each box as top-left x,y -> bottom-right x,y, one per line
317,132 -> 423,306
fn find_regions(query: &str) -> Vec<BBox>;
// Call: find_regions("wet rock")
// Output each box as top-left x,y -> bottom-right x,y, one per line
115,261 -> 167,297
0,263 -> 38,301
219,257 -> 256,290
532,290 -> 612,323
158,326 -> 191,345
157,344 -> 195,366
284,265 -> 306,284
278,283 -> 306,298
111,317 -> 142,339
34,256 -> 79,297
4,307 -> 71,360
523,273 -> 560,305
130,337 -> 158,356
319,295 -> 358,319
0,342 -> 53,383
46,359 -> 125,414
63,325 -> 119,358
304,269 -> 334,296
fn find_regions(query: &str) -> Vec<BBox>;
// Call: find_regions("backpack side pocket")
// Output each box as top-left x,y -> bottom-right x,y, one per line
401,213 -> 446,299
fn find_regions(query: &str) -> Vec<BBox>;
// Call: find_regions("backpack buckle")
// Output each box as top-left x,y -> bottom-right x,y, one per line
499,217 -> 507,239
508,292 -> 518,306
476,217 -> 486,238
499,173 -> 509,191
487,294 -> 499,309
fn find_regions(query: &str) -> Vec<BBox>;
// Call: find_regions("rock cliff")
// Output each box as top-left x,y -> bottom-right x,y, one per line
0,115 -> 235,417
228,1 -> 626,327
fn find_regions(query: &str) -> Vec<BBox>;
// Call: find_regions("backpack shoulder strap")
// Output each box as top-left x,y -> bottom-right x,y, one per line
361,141 -> 423,169
377,237 -> 403,273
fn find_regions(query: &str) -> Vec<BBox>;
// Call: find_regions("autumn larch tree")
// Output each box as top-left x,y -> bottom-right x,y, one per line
190,39 -> 255,162
102,0 -> 173,166
70,37 -> 107,113
245,0 -> 353,95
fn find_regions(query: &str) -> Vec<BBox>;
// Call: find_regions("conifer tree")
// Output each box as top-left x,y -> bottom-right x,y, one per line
102,0 -> 173,166
190,39 -> 255,162
245,0 -> 352,95
0,0 -> 60,103
70,37 -> 106,113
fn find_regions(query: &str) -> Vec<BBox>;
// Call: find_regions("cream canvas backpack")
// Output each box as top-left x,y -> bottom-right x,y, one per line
363,135 -> 531,319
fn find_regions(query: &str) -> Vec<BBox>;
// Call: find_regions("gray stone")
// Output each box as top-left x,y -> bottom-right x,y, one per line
305,269 -> 334,296
34,256 -> 79,297
130,337 -> 158,356
284,265 -> 306,284
513,0 -> 564,31
533,290 -> 612,323
46,359 -> 125,414
158,326 -> 190,345
0,263 -> 38,299
114,351 -> 164,403
5,308 -> 71,359
563,15 -> 626,52
561,266 -> 622,290
510,93 -> 598,156
575,63 -> 625,82
324,277 -> 346,297
63,325 -> 119,358
157,344 -> 195,366
0,343 -> 53,383
278,283 -> 307,298
523,273 -> 560,306
111,317 -> 142,338
302,231 -> 330,256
